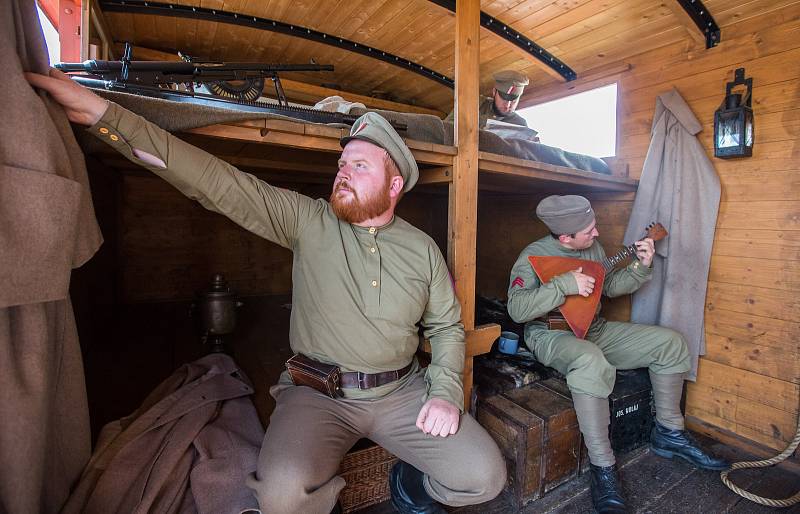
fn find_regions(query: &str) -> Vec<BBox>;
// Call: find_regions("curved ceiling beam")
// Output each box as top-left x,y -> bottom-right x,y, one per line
98,0 -> 455,88
675,0 -> 720,49
427,0 -> 577,82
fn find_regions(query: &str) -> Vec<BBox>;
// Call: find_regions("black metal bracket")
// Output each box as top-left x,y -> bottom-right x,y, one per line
427,0 -> 576,82
98,0 -> 454,88
676,0 -> 720,49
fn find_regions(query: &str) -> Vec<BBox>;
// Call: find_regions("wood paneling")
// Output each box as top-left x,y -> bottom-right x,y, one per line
593,8 -> 800,451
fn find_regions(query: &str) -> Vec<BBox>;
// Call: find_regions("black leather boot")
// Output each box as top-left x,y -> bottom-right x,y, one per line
388,460 -> 446,514
589,464 -> 627,514
650,421 -> 729,471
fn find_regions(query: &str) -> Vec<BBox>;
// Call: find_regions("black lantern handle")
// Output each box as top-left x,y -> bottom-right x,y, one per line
726,68 -> 753,108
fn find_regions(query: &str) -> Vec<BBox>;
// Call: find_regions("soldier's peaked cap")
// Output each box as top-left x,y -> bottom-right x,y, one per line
494,70 -> 529,99
340,112 -> 418,192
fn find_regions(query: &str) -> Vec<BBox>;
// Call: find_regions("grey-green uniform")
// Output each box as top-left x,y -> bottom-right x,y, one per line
89,103 -> 506,512
445,95 -> 528,128
507,235 -> 690,398
445,69 -> 529,128
507,195 -> 724,512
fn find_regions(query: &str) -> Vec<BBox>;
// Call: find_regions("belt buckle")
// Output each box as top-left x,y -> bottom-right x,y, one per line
357,372 -> 373,389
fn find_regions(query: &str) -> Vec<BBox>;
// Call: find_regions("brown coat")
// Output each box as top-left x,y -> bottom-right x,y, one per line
0,0 -> 102,512
61,354 -> 263,514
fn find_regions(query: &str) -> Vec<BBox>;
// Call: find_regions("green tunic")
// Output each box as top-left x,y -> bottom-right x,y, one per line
445,96 -> 528,128
507,235 -> 652,340
90,103 -> 466,408
507,235 -> 689,397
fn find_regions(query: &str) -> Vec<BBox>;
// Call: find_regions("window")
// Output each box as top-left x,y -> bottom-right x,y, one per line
37,3 -> 60,65
517,83 -> 617,158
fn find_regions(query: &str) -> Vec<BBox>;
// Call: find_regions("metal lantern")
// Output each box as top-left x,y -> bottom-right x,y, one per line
714,68 -> 754,158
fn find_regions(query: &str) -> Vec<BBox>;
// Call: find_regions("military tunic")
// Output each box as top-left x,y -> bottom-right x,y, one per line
445,96 -> 528,128
90,102 -> 465,408
89,103 -> 508,512
507,235 -> 690,397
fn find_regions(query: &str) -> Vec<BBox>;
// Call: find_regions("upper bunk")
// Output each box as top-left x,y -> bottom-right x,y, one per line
179,118 -> 639,194
69,0 -> 701,195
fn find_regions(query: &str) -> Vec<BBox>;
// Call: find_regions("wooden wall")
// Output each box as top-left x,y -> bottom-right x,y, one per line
610,10 -> 799,453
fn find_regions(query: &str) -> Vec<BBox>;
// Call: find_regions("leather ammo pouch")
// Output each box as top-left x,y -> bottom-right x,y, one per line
286,354 -> 343,398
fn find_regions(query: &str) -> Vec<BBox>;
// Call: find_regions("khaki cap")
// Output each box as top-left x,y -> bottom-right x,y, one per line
494,70 -> 529,99
340,112 -> 419,192
536,195 -> 595,235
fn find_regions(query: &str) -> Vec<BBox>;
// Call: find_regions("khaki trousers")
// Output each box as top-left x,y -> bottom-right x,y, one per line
530,320 -> 690,398
246,370 -> 506,514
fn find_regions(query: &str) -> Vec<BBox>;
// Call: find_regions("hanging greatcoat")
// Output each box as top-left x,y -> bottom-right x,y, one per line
0,0 -> 103,512
624,88 -> 721,381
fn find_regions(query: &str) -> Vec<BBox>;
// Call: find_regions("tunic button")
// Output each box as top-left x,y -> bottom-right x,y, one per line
370,247 -> 376,253
99,127 -> 109,134
371,280 -> 378,287
368,227 -> 376,234
109,134 -> 119,141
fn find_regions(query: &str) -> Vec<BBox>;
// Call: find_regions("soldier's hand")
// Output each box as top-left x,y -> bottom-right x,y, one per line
635,238 -> 655,267
24,68 -> 109,126
570,267 -> 596,297
416,398 -> 460,437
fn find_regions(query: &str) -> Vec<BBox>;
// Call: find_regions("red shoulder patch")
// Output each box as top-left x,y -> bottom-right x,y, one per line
512,277 -> 525,288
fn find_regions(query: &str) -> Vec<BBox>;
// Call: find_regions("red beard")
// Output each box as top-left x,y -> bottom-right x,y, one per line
330,178 -> 391,224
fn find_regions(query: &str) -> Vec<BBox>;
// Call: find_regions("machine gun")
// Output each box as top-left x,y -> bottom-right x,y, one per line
55,44 -> 406,129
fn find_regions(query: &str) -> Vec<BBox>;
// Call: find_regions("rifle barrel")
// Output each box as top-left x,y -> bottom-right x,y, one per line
55,60 -> 333,75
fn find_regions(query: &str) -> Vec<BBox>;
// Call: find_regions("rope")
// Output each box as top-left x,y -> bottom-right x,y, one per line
720,408 -> 800,507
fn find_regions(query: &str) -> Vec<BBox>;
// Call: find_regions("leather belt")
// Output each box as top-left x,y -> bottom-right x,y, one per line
340,362 -> 413,389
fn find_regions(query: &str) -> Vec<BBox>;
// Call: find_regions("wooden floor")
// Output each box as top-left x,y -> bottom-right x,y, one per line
359,434 -> 800,513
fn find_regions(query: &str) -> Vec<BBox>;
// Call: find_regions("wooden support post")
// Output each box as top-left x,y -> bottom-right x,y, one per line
449,0 -> 480,332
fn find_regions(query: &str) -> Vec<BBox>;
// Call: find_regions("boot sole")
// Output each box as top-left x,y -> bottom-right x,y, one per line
650,445 -> 729,471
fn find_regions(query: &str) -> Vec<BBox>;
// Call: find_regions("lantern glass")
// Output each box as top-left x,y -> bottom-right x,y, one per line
716,110 -> 741,149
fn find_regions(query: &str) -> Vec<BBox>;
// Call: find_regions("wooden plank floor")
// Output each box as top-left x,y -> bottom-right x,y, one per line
358,434 -> 800,513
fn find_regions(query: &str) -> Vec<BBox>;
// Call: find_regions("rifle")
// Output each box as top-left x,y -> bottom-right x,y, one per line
55,44 -> 407,130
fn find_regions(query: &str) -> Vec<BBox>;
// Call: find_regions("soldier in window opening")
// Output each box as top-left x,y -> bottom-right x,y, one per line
507,195 -> 729,514
27,69 -> 507,514
445,69 -> 531,129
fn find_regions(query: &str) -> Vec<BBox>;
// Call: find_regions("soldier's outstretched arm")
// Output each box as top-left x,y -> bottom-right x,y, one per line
25,68 -> 318,250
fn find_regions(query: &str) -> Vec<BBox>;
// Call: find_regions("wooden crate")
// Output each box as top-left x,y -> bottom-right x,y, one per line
338,443 -> 397,513
476,383 -> 582,508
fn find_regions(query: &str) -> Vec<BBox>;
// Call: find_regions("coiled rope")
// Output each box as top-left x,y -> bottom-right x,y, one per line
720,409 -> 800,507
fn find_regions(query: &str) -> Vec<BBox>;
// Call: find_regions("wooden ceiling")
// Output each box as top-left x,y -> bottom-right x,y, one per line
99,0 -> 781,113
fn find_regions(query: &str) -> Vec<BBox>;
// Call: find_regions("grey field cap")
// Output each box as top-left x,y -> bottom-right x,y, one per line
536,195 -> 595,235
340,112 -> 419,192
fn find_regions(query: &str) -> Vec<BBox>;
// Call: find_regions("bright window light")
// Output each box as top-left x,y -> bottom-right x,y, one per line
517,83 -> 617,158
37,4 -> 60,65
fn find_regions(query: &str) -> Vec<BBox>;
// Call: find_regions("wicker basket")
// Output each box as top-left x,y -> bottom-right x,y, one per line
338,444 -> 398,512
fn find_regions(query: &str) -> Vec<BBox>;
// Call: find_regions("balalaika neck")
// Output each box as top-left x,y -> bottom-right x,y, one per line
602,242 -> 639,271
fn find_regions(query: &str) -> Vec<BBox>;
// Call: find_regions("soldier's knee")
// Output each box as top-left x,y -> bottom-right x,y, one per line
247,465 -> 343,514
567,348 -> 615,397
456,444 -> 507,502
572,346 -> 614,375
658,328 -> 690,367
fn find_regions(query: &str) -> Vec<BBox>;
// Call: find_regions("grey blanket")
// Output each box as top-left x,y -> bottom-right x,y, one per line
624,88 -> 721,381
78,90 -> 609,174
